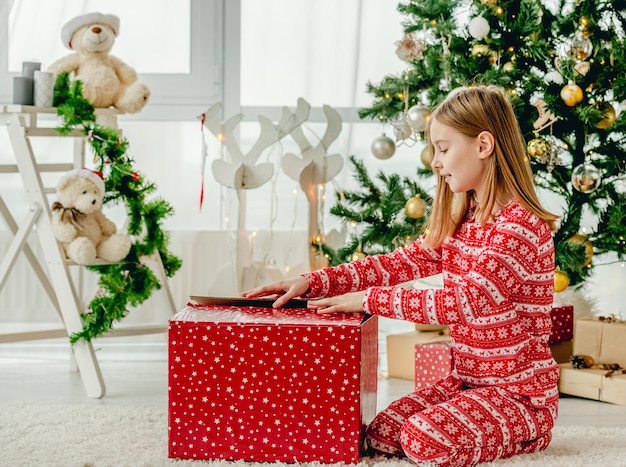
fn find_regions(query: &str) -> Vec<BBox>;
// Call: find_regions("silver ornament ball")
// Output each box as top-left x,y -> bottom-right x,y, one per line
406,104 -> 431,132
571,162 -> 601,193
371,134 -> 396,159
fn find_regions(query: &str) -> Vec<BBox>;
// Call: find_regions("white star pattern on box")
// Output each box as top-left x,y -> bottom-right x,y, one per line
168,304 -> 378,463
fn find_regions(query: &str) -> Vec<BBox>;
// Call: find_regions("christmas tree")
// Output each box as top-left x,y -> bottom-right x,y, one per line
329,0 -> 626,290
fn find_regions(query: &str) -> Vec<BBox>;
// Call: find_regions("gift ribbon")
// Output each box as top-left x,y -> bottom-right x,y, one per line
199,112 -> 207,211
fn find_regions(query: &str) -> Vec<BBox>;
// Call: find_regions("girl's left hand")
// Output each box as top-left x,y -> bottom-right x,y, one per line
307,291 -> 366,314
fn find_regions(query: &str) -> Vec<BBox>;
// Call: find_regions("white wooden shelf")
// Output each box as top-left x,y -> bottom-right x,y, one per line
0,105 -> 174,398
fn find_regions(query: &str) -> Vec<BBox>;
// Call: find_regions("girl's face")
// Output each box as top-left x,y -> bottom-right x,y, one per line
429,117 -> 493,196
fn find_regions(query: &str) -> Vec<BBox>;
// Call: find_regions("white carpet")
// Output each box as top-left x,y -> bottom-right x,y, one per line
1,403 -> 625,467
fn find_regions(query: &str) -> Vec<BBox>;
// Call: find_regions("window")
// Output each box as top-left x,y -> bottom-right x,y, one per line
1,0 -> 422,232
239,0 -> 407,120
0,0 -> 222,120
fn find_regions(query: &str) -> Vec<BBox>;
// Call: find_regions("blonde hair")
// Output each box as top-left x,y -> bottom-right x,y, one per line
422,85 -> 558,248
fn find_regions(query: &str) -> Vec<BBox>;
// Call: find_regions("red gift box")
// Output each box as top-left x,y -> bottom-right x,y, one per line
168,301 -> 378,464
414,342 -> 454,390
550,305 -> 574,344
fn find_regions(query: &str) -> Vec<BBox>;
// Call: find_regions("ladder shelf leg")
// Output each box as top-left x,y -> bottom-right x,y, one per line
5,113 -> 106,398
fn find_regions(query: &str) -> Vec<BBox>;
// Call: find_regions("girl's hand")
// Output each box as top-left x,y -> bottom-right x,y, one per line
241,277 -> 310,309
307,291 -> 366,314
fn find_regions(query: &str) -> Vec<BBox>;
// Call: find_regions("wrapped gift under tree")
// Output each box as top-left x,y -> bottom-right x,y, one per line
549,305 -> 574,344
558,316 -> 626,406
387,329 -> 451,380
414,342 -> 454,390
549,305 -> 574,363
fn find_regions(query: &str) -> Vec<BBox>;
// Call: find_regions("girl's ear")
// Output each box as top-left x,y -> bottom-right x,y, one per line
477,131 -> 495,159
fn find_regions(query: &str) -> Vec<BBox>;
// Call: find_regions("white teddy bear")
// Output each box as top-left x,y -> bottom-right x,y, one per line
48,12 -> 150,114
51,168 -> 131,265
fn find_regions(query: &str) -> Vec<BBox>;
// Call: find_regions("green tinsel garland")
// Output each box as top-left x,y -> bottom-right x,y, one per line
52,72 -> 182,344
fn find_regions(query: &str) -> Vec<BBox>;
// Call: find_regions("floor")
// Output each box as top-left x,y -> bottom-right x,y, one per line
1,318 -> 626,427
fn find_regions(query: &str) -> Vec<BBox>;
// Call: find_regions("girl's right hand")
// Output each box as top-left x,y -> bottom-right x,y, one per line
241,276 -> 310,308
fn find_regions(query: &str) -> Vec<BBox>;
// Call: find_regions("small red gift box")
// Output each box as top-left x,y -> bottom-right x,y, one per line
414,342 -> 454,390
168,299 -> 378,464
549,305 -> 574,344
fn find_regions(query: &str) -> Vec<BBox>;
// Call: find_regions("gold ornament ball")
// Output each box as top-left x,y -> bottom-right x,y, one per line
472,44 -> 490,57
420,145 -> 433,169
502,61 -> 515,73
350,250 -> 367,262
310,250 -> 329,270
527,137 -> 549,158
595,102 -> 616,129
554,269 -> 570,292
567,234 -> 594,267
560,83 -> 583,107
405,195 -> 427,219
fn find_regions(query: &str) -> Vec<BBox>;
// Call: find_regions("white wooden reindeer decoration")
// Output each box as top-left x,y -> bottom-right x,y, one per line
281,104 -> 344,269
201,99 -> 310,293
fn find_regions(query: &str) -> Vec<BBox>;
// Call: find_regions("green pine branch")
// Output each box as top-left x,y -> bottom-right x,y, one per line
324,155 -> 431,265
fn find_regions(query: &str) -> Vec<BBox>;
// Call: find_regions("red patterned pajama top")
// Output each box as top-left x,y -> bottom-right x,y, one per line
303,200 -> 559,407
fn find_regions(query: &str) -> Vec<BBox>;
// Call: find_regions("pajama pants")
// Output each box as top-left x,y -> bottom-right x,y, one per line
366,374 -> 557,466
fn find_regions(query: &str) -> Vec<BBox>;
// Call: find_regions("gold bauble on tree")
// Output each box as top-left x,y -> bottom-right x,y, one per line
560,82 -> 584,107
566,234 -> 594,267
420,145 -> 433,169
554,267 -> 569,293
502,61 -> 515,73
405,195 -> 427,219
350,246 -> 367,262
595,102 -> 616,129
527,137 -> 549,158
471,44 -> 490,57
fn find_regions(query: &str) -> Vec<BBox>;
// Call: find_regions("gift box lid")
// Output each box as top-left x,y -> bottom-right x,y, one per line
171,296 -> 370,326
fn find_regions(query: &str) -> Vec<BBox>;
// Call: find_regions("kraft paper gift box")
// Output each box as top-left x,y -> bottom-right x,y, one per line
558,363 -> 626,406
386,330 -> 451,380
414,342 -> 454,390
572,317 -> 626,365
168,298 -> 378,464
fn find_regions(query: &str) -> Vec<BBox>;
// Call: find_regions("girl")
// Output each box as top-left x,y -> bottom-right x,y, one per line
242,85 -> 560,466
